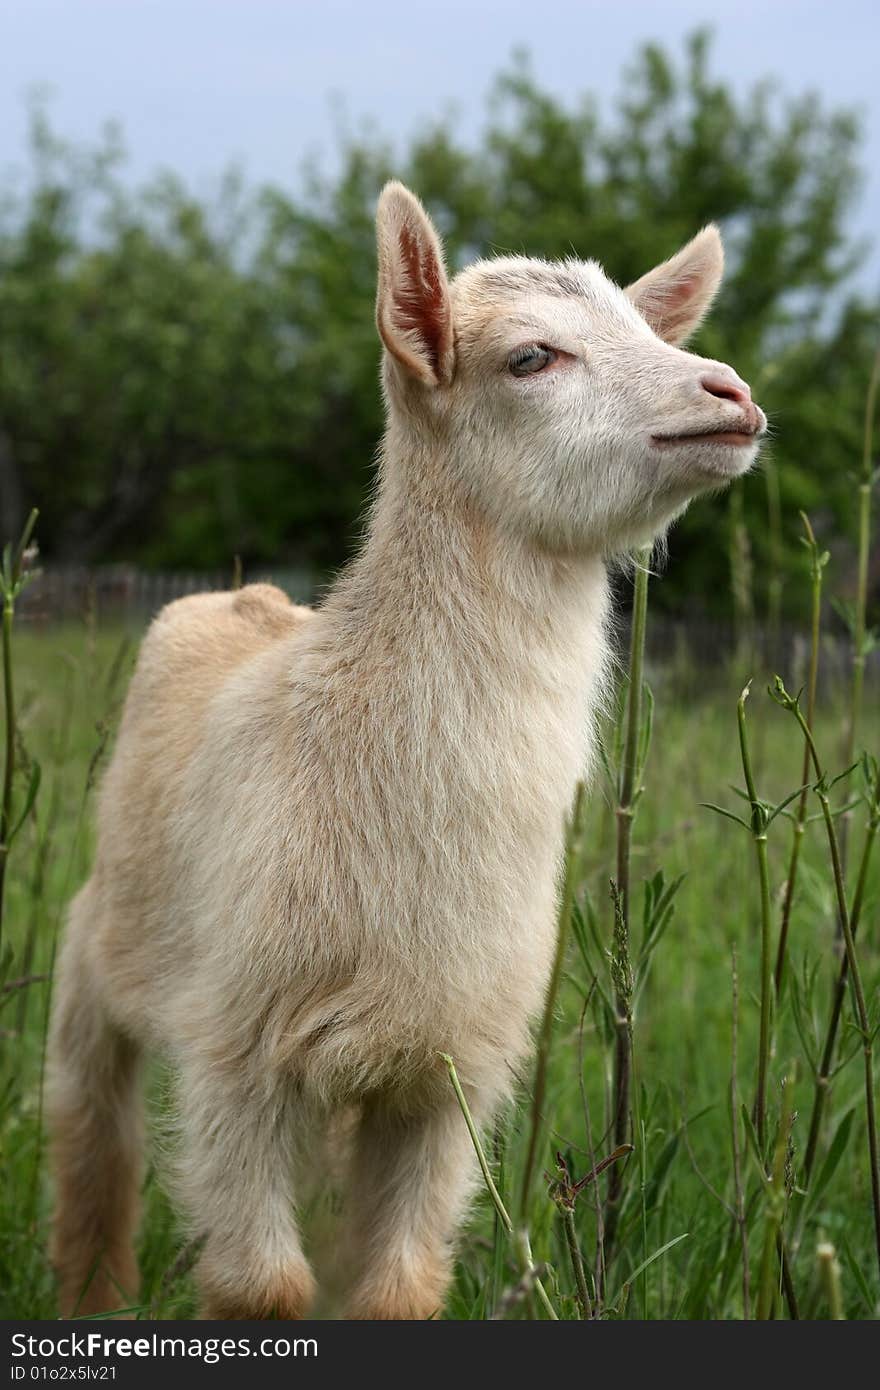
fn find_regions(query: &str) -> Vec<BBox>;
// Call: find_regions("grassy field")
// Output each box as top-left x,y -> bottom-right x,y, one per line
1,597 -> 878,1320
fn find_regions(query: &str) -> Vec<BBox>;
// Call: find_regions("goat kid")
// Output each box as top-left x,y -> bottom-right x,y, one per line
47,182 -> 765,1319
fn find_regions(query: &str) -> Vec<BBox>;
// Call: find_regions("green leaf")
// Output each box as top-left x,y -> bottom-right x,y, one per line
830,1036 -> 864,1078
614,1232 -> 690,1300
766,784 -> 809,826
839,1233 -> 874,1314
570,900 -> 614,1019
642,1129 -> 681,1216
700,802 -> 750,830
581,891 -> 610,968
806,1108 -> 856,1213
637,680 -> 654,782
828,762 -> 859,790
596,737 -> 615,788
740,1103 -> 770,1186
789,977 -> 818,1071
637,872 -> 685,981
8,761 -> 42,845
569,898 -> 592,974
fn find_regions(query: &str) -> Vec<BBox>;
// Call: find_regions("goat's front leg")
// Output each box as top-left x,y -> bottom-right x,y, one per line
174,1056 -> 316,1319
345,1088 -> 491,1320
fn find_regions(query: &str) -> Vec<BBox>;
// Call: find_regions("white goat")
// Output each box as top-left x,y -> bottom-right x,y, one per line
47,182 -> 765,1319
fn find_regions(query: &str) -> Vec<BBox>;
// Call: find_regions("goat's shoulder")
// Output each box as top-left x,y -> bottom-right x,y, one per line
98,585 -> 313,840
123,584 -> 312,723
229,583 -> 313,639
149,583 -> 309,661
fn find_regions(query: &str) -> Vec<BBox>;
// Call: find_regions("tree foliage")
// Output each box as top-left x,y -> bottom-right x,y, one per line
1,33 -> 877,616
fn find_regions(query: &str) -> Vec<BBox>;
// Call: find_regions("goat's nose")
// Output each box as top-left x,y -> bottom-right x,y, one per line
700,372 -> 752,406
700,372 -> 759,431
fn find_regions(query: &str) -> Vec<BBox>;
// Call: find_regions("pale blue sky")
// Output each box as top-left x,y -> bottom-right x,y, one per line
2,0 -> 878,289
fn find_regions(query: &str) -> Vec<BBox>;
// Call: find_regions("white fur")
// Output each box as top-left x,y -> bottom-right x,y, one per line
46,183 -> 764,1320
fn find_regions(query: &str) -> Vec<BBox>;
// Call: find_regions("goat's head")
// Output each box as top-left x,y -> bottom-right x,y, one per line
376,181 -> 766,555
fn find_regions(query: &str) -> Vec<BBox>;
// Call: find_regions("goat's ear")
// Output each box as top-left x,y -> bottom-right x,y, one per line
376,181 -> 454,386
625,225 -> 724,346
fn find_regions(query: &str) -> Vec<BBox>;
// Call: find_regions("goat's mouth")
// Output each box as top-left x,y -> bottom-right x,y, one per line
650,427 -> 761,449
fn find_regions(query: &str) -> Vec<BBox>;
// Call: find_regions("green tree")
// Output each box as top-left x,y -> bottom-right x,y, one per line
2,33 -> 877,616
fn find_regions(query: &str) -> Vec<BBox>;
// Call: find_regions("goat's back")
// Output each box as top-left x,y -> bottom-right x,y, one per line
80,585 -> 312,1029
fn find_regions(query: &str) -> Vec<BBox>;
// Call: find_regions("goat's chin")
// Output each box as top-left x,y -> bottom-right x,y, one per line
663,437 -> 761,488
615,502 -> 689,556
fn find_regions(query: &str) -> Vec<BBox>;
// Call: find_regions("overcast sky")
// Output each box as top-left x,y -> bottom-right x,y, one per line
2,0 -> 878,290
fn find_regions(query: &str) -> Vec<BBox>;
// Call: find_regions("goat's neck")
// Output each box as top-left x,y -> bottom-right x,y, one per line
319,431 -> 610,757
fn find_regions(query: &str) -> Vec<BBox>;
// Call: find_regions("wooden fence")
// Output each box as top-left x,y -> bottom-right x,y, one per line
18,564 -> 879,697
19,564 -> 315,624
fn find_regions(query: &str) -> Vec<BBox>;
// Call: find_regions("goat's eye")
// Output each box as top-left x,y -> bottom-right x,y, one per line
508,344 -> 557,376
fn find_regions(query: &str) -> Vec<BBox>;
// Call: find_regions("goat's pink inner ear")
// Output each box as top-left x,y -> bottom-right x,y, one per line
392,224 -> 451,377
376,182 -> 454,386
625,225 -> 724,347
632,279 -> 704,347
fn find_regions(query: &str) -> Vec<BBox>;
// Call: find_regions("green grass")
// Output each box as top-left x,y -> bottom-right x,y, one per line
1,612 -> 878,1320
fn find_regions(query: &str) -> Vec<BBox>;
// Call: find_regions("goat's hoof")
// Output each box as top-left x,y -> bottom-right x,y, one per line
345,1290 -> 444,1320
199,1262 -> 316,1320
